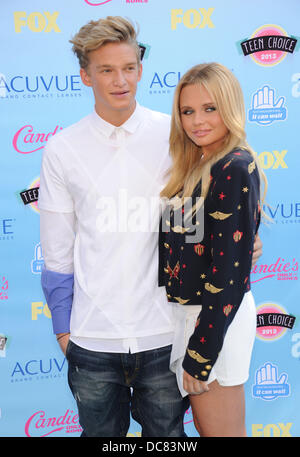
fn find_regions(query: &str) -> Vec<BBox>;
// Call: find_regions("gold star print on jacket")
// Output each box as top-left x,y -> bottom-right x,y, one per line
158,148 -> 261,381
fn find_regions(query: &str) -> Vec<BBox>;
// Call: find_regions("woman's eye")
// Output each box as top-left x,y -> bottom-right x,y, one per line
181,110 -> 193,115
206,106 -> 216,112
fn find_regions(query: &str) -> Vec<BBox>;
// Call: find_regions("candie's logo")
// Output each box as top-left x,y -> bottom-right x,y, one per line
0,277 -> 8,301
251,257 -> 298,283
239,25 -> 298,66
25,409 -> 81,437
256,302 -> 295,342
13,125 -> 63,154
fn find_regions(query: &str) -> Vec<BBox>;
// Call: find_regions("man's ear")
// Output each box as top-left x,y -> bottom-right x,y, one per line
80,67 -> 92,87
137,63 -> 143,82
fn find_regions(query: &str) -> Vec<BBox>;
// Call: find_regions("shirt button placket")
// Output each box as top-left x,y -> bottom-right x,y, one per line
115,127 -> 126,151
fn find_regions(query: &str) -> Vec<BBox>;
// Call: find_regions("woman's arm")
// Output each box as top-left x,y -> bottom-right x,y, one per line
182,152 -> 260,382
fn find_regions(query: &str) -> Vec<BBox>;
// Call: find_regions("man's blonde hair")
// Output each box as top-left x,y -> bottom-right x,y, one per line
70,16 -> 141,70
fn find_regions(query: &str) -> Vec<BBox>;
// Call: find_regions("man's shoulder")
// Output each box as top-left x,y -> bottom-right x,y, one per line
139,105 -> 171,139
45,113 -> 93,150
140,105 -> 171,124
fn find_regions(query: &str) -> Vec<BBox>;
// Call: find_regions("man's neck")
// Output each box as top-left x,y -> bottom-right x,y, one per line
94,101 -> 137,127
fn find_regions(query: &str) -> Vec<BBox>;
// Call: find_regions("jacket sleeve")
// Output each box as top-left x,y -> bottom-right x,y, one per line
182,153 -> 260,381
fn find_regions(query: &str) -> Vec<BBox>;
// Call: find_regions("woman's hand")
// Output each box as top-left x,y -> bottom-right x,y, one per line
183,369 -> 209,395
252,233 -> 263,268
56,333 -> 70,355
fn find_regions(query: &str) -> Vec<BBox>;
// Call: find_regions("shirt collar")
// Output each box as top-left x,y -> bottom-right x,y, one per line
91,102 -> 143,139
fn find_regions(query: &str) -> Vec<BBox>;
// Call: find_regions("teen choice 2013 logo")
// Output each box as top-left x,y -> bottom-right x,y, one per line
19,177 -> 40,214
256,302 -> 295,342
240,24 -> 298,67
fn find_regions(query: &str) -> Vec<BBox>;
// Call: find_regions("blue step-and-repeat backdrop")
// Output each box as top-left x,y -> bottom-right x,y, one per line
0,0 -> 299,438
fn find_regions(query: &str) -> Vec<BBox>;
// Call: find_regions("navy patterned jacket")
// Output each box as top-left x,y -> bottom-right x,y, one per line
158,148 -> 261,381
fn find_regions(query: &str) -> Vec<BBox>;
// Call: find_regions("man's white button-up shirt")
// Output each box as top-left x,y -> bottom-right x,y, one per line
38,103 -> 176,353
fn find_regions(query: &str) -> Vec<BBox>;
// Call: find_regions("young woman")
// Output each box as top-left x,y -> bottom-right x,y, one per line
159,63 -> 267,437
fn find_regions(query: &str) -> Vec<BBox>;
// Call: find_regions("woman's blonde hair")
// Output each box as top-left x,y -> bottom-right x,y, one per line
70,16 -> 141,70
160,62 -> 267,207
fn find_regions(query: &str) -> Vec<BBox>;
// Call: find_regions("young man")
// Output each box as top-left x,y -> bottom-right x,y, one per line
38,16 -> 188,437
39,16 -> 262,437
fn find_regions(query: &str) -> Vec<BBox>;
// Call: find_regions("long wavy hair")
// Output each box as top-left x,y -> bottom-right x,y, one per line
160,62 -> 267,207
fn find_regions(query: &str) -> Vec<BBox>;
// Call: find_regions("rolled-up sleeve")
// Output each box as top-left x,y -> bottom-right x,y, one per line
39,137 -> 76,334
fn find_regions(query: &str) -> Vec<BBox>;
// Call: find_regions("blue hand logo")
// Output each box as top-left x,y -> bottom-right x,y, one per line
31,242 -> 44,274
248,85 -> 287,125
253,362 -> 290,400
253,86 -> 284,110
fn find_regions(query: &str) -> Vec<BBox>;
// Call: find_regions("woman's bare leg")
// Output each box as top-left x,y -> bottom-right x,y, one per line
189,380 -> 247,437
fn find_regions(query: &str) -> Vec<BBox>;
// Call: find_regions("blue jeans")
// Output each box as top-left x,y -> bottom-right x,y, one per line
66,340 -> 189,437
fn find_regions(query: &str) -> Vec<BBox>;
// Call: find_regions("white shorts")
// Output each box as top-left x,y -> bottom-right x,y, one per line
170,291 -> 257,397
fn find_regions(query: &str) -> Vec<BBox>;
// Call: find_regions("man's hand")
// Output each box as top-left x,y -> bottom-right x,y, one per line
252,233 -> 263,268
56,333 -> 70,355
183,369 -> 209,395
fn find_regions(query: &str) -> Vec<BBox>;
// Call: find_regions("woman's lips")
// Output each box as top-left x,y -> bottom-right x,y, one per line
192,129 -> 211,137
